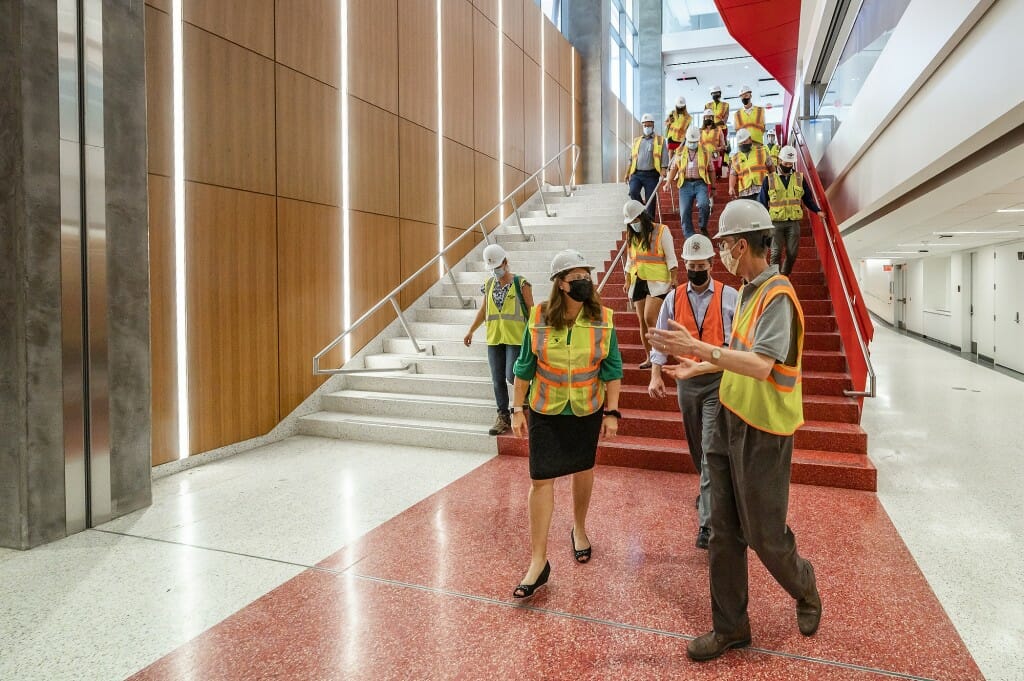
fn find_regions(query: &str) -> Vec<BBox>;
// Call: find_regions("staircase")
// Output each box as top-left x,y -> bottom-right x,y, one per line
297,183 -> 629,452
497,180 -> 877,491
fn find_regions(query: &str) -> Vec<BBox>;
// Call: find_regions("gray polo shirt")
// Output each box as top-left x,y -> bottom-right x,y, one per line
736,264 -> 799,366
633,135 -> 669,172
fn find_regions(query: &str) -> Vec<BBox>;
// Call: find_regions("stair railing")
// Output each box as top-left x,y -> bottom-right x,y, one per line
597,186 -> 661,294
312,144 -> 582,375
791,125 -> 876,399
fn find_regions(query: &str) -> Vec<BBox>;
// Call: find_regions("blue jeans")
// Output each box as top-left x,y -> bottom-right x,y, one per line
628,170 -> 660,218
487,344 -> 520,413
679,179 -> 710,239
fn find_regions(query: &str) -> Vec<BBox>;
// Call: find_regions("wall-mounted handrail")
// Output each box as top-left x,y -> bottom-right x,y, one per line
597,186 -> 661,294
313,144 -> 581,375
792,125 -> 875,399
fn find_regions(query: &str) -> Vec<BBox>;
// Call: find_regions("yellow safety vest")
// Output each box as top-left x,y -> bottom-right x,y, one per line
527,305 -> 615,416
732,146 -> 769,193
706,99 -> 730,128
767,172 -> 805,222
666,110 -> 691,141
484,275 -> 528,346
629,135 -> 664,175
719,275 -> 805,435
734,106 -> 766,144
628,223 -> 671,282
766,143 -> 780,165
674,145 -> 712,187
700,126 -> 722,152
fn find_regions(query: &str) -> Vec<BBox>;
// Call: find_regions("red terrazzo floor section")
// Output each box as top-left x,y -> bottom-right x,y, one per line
128,457 -> 983,681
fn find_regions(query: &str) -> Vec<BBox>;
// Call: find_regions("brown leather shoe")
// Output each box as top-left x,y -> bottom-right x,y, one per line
686,630 -> 751,662
797,589 -> 822,636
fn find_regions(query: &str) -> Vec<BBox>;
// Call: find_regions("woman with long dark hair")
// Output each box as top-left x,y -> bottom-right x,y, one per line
622,199 -> 677,369
508,249 -> 623,599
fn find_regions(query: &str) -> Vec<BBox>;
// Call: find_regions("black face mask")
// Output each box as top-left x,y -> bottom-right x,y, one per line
712,94 -> 721,102
780,165 -> 793,174
739,143 -> 752,153
566,279 -> 593,302
741,97 -> 751,106
687,269 -> 709,286
704,119 -> 714,128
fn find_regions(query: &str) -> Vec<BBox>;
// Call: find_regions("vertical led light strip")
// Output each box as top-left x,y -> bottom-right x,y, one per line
341,0 -> 352,360
171,0 -> 189,459
437,0 -> 444,275
540,9 -> 545,168
497,0 -> 504,220
571,46 -> 576,185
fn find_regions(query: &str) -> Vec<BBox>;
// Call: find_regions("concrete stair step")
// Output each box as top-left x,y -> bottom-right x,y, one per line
321,390 -> 497,424
344,372 -> 494,400
298,412 -> 495,453
364,353 -> 491,377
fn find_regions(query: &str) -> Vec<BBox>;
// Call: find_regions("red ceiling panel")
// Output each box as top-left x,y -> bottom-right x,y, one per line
714,0 -> 801,95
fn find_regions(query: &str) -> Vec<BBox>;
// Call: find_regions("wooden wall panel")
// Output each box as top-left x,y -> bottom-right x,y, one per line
543,73 -> 559,182
148,174 -> 177,465
504,165 -> 526,211
398,0 -> 438,132
399,120 -> 439,224
503,0 -> 523,47
442,0 -> 474,149
275,0 -> 340,86
399,219 -> 439,308
146,0 -> 169,12
559,36 -> 572,90
474,151 -> 500,231
473,9 -> 500,157
184,25 -> 276,194
348,95 -> 399,217
184,0 -> 274,58
559,87 -> 572,181
349,0 -> 398,113
277,198 -> 342,415
472,0 -> 499,25
503,39 -> 525,172
276,66 -> 339,206
574,50 -> 582,102
145,6 -> 172,177
349,211 -> 401,351
522,0 -> 541,64
445,226 -> 475,268
443,139 -> 475,229
186,183 -> 279,454
543,18 -> 558,79
523,56 -> 542,173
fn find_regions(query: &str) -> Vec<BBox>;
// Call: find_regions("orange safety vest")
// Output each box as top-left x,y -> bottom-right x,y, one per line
706,99 -> 730,128
734,106 -> 766,144
732,145 -> 769,193
673,282 -> 726,363
629,135 -> 664,175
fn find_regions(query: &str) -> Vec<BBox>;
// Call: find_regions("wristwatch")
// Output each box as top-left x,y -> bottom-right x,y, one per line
710,347 -> 723,361
510,406 -> 526,414
603,409 -> 622,419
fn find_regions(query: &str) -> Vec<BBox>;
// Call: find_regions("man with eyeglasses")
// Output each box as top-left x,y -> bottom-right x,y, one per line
647,200 -> 821,662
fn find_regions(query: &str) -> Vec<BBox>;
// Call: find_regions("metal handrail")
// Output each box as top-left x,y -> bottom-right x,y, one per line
791,126 -> 875,398
313,143 -> 582,375
597,186 -> 662,294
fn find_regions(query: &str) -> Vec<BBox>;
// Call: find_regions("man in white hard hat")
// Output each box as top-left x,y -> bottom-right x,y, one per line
665,96 -> 691,154
464,244 -> 534,435
648,234 -> 738,550
763,129 -> 780,166
666,128 -> 715,239
625,113 -> 669,219
733,85 -> 766,145
758,145 -> 825,275
699,108 -> 727,177
729,128 -> 772,200
647,200 -> 821,662
705,85 -> 730,143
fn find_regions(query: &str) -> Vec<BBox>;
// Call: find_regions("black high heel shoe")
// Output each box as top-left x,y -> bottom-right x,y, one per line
512,561 -> 551,599
571,529 -> 592,563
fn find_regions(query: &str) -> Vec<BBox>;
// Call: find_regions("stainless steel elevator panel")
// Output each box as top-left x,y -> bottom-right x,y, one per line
58,0 -> 86,534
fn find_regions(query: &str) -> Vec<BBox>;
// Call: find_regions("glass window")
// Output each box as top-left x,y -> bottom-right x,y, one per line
663,0 -> 724,33
609,36 -> 620,98
624,60 -> 634,113
624,0 -> 634,21
609,0 -> 619,30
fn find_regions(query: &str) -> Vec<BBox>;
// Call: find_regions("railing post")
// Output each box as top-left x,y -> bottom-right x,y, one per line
536,176 -> 552,217
389,296 -> 423,353
556,159 -> 568,196
511,197 -> 528,240
479,220 -> 491,245
440,254 -> 469,308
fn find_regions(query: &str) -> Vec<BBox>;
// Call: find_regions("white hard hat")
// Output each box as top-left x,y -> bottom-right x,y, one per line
682,234 -> 714,261
482,243 -> 508,269
716,200 -> 774,239
710,85 -> 722,94
549,249 -> 595,281
735,128 -> 752,144
675,96 -> 686,108
739,84 -> 752,96
685,128 -> 700,143
778,145 -> 798,164
641,113 -> 655,124
702,108 -> 714,118
765,128 -> 776,138
622,199 -> 646,224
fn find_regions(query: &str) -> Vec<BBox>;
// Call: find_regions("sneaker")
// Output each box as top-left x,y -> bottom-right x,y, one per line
695,526 -> 710,550
488,411 -> 511,436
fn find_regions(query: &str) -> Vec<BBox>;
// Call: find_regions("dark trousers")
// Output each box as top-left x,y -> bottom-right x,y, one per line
486,343 -> 519,413
675,372 -> 721,528
628,170 -> 660,218
771,220 -> 801,275
705,407 -> 817,637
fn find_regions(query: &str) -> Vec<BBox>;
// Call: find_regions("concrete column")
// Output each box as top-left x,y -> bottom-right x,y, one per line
564,0 -> 609,184
637,0 -> 664,124
0,0 -> 151,549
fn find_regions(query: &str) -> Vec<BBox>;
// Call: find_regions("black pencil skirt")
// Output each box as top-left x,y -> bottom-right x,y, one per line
527,409 -> 603,480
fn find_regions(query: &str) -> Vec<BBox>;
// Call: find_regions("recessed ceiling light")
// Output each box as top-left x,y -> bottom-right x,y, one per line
932,231 -> 1020,236
877,251 -> 919,255
996,208 -> 1024,213
897,243 -> 961,247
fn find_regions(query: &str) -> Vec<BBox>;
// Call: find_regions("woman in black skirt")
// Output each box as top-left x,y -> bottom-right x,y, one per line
508,249 -> 623,599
